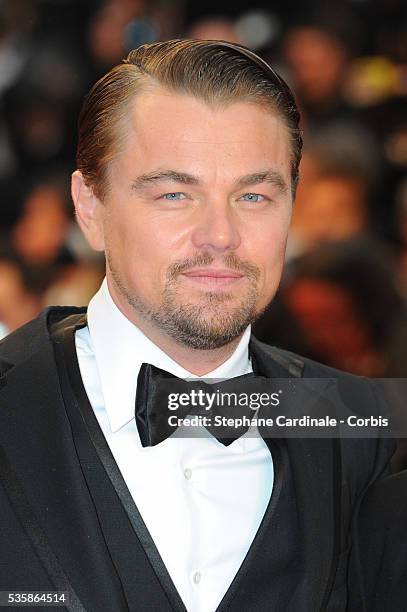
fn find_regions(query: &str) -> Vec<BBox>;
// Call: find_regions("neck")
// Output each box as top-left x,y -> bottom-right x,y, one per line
106,278 -> 244,376
137,325 -> 243,376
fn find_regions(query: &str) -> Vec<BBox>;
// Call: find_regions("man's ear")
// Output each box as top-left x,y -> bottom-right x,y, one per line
71,170 -> 105,251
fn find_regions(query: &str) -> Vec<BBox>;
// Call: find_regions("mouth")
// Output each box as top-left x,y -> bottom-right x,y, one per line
180,268 -> 245,287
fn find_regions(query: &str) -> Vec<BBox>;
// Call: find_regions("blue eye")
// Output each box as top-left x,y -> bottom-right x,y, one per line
162,192 -> 186,200
239,193 -> 266,203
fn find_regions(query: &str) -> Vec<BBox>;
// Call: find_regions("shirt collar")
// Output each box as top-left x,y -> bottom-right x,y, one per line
87,278 -> 252,434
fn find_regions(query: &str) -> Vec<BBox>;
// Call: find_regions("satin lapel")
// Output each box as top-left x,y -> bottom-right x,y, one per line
249,336 -> 342,611
0,339 -> 127,612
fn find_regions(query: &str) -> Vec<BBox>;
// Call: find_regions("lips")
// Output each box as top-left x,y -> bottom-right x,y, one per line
181,268 -> 244,279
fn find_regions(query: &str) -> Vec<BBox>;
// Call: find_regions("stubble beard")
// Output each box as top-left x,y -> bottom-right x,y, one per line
108,252 -> 266,350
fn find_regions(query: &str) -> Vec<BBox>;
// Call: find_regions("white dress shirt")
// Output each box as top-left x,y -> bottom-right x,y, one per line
75,279 -> 273,612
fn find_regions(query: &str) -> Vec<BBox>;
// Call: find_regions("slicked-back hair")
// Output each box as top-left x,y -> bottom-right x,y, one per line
76,39 -> 302,200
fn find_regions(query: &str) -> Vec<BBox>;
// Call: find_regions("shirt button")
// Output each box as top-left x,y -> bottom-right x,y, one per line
193,571 -> 201,584
184,468 -> 192,480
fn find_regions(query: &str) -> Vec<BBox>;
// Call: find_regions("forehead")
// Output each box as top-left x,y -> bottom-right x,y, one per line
114,86 -> 291,181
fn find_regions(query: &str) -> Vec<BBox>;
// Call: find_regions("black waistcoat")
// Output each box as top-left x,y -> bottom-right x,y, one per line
50,313 -> 303,612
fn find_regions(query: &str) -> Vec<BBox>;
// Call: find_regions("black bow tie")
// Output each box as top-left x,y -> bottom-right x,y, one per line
135,363 -> 259,447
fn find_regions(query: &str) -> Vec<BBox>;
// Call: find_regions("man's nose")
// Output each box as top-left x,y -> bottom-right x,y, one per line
190,201 -> 241,253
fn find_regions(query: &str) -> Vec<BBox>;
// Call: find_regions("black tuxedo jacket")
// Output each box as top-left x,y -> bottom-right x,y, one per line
357,469 -> 407,611
0,307 -> 395,612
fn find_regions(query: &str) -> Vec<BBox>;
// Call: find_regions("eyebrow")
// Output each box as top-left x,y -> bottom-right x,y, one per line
131,170 -> 199,190
236,170 -> 288,195
131,168 -> 288,195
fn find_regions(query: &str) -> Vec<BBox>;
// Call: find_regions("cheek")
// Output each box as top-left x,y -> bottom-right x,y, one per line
105,210 -> 184,296
243,219 -> 290,311
245,214 -> 290,276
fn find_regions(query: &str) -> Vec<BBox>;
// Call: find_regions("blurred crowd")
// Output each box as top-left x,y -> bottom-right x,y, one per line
0,0 -> 406,388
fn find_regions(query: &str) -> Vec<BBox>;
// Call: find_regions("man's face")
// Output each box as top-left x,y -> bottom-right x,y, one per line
86,87 -> 293,348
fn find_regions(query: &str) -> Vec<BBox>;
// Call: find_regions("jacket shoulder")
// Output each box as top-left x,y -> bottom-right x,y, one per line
252,336 -> 365,381
0,306 -> 87,372
251,338 -> 384,419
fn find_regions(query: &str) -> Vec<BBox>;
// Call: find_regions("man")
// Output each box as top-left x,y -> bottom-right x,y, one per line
0,40 -> 394,611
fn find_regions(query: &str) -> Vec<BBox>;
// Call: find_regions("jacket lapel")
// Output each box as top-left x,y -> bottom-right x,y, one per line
249,336 -> 342,611
0,318 -> 128,611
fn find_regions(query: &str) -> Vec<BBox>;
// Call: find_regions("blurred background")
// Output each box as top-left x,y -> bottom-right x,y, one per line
0,0 -> 406,386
